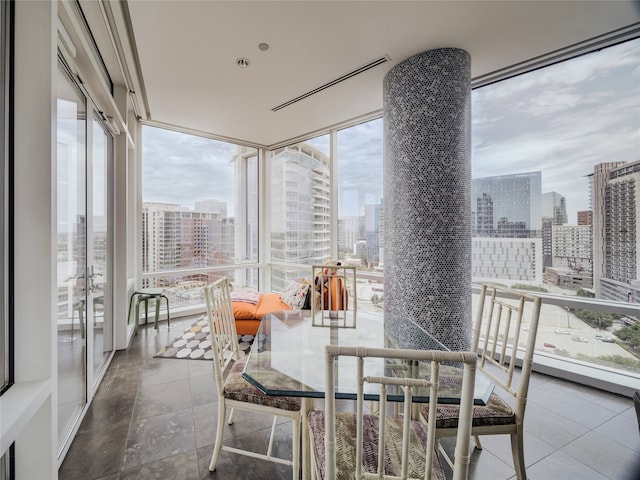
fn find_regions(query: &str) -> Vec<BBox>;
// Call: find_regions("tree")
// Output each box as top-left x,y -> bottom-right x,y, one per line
569,308 -> 616,329
576,288 -> 595,298
615,322 -> 640,349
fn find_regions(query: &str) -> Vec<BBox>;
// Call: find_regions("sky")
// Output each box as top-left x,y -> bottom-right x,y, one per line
143,38 -> 640,222
472,38 -> 640,221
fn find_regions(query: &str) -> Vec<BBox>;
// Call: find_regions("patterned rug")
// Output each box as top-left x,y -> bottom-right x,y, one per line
153,315 -> 255,360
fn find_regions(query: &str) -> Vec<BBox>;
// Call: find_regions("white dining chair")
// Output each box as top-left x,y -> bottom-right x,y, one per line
307,345 -> 478,480
420,282 -> 542,480
204,277 -> 302,479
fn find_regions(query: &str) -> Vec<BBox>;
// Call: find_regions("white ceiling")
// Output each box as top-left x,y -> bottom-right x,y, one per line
106,1 -> 640,147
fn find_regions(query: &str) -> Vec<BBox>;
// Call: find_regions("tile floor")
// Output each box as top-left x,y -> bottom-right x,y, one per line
59,315 -> 640,480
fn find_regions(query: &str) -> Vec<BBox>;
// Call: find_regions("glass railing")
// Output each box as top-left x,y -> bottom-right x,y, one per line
521,291 -> 640,377
141,265 -> 259,310
141,263 -> 640,390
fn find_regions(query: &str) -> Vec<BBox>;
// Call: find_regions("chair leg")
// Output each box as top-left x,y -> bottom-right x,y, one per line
134,299 -> 141,335
511,431 -> 527,480
162,294 -> 170,329
154,295 -> 160,330
209,401 -> 227,471
144,297 -> 149,324
310,450 -> 317,480
127,293 -> 136,325
292,416 -> 301,480
473,434 -> 483,449
266,416 -> 278,457
227,407 -> 236,425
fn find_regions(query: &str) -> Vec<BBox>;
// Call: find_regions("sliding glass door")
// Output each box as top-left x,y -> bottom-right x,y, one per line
56,62 -> 87,447
56,61 -> 114,453
89,114 -> 112,388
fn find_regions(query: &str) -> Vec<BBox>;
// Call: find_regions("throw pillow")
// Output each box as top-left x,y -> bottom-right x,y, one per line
280,281 -> 310,310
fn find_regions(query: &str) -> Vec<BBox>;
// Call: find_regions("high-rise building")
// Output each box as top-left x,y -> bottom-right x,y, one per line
577,210 -> 592,225
474,192 -> 494,236
590,160 -> 640,301
541,218 -> 553,269
142,202 -> 234,286
542,192 -> 568,225
269,143 -> 331,290
472,171 -> 542,238
194,199 -> 227,216
364,202 -> 382,266
541,191 -> 568,268
472,238 -> 542,284
552,224 -> 592,272
471,172 -> 542,285
338,216 -> 359,256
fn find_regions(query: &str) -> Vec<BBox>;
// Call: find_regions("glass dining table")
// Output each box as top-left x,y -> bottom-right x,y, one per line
241,309 -> 493,479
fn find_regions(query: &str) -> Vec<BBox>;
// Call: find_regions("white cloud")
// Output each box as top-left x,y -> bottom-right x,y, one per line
142,126 -> 239,214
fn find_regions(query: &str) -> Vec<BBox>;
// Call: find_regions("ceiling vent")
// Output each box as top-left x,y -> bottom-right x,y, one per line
271,55 -> 390,112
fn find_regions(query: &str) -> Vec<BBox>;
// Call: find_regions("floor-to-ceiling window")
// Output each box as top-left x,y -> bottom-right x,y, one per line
89,114 -> 113,388
0,0 -> 13,477
269,136 -> 330,291
0,0 -> 11,397
56,61 -> 88,450
141,125 -> 259,308
57,57 -> 116,456
261,38 -> 640,385
471,37 -> 640,377
336,119 -> 384,312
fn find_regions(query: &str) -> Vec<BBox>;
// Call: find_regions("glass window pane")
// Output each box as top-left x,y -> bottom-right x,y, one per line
141,126 -> 258,304
0,445 -> 13,480
336,119 -> 384,312
337,119 -> 383,266
0,0 -> 8,394
56,62 -> 88,444
270,137 -> 330,291
472,38 -> 640,375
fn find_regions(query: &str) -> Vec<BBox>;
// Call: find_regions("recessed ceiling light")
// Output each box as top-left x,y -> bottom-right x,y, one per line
258,43 -> 269,51
236,58 -> 249,68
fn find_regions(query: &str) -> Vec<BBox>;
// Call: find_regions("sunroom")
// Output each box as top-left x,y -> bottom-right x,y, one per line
1,1 -> 640,479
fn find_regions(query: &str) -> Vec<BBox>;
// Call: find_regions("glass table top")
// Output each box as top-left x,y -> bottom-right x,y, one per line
242,309 -> 493,404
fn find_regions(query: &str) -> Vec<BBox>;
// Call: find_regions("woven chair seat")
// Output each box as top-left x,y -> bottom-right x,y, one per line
308,410 -> 445,480
224,359 -> 301,412
421,391 -> 515,429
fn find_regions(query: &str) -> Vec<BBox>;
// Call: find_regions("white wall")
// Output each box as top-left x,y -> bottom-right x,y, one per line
0,1 -> 58,477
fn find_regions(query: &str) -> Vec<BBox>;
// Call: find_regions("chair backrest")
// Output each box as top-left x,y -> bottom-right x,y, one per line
204,277 -> 240,389
324,345 -> 477,480
311,264 -> 357,327
472,283 -> 542,413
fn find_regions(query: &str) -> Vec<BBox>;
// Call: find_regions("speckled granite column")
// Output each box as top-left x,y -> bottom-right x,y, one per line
383,48 -> 471,351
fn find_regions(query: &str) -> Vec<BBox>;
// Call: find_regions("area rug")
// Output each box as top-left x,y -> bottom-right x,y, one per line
153,315 -> 256,360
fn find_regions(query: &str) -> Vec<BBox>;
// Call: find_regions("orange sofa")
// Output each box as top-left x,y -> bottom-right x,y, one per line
232,292 -> 291,335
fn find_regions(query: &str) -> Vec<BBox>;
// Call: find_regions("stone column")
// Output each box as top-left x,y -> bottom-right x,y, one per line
383,48 -> 472,351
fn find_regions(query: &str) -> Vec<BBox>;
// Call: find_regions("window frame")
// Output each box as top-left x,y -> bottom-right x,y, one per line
0,0 -> 15,397
140,126 -> 261,309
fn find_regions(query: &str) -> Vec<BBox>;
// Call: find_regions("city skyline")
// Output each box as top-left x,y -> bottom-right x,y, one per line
143,38 -> 639,222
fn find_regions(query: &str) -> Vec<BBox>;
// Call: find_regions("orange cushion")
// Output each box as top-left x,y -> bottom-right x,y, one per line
255,293 -> 291,319
235,319 -> 261,336
232,301 -> 259,319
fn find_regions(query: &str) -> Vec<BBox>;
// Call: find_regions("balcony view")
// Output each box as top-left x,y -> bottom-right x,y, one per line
139,38 -> 640,382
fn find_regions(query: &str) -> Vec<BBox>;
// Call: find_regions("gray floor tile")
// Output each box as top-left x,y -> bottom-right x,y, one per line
119,450 -> 200,480
561,429 -> 640,479
122,408 -> 196,470
134,377 -> 193,419
526,450 -> 609,480
59,317 -> 640,480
